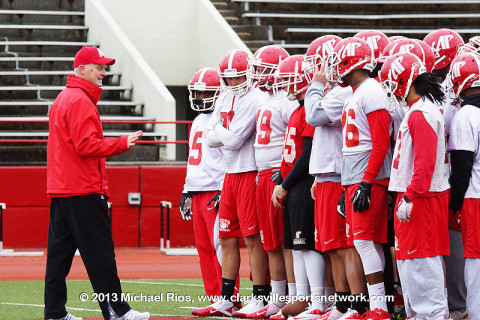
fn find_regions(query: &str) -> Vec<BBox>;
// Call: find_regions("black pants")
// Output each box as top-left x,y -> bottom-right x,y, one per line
283,175 -> 316,251
44,194 -> 130,320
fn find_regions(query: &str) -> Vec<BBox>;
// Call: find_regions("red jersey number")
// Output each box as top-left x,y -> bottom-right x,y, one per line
393,131 -> 401,170
188,131 -> 203,166
343,108 -> 360,148
256,109 -> 273,145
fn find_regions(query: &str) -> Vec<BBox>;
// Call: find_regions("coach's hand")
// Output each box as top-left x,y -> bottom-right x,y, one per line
396,196 -> 412,222
207,191 -> 221,210
352,182 -> 372,212
127,130 -> 143,148
337,191 -> 346,219
180,193 -> 192,221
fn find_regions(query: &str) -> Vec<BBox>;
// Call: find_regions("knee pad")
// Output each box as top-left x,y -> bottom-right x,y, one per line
354,239 -> 384,275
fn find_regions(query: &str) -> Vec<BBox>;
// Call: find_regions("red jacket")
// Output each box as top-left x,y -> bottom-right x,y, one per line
47,75 -> 129,197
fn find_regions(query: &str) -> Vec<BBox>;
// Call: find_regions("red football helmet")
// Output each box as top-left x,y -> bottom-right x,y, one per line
218,49 -> 251,95
380,52 -> 427,103
248,45 -> 290,91
273,55 -> 312,100
354,30 -> 390,62
304,35 -> 341,81
457,43 -> 479,56
424,28 -> 464,69
389,35 -> 407,43
447,52 -> 480,98
380,38 -> 435,72
326,37 -> 376,83
188,67 -> 222,111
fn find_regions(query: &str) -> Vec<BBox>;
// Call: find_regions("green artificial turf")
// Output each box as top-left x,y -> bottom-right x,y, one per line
0,279 -> 253,319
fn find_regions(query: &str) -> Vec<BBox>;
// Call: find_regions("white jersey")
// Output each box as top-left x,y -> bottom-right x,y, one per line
254,92 -> 298,171
342,77 -> 392,154
389,98 -> 450,193
341,77 -> 393,184
391,105 -> 409,144
208,88 -> 263,173
441,79 -> 461,136
185,113 -> 226,192
307,83 -> 352,179
447,104 -> 480,198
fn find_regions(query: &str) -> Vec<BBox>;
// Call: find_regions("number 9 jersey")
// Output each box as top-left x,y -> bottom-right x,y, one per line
254,92 -> 299,171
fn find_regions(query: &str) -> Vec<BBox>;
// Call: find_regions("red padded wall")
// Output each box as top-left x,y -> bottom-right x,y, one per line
0,166 -> 193,248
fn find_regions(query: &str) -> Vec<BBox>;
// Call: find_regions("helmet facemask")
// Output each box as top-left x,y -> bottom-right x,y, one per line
247,56 -> 279,92
188,82 -> 220,112
220,68 -> 249,96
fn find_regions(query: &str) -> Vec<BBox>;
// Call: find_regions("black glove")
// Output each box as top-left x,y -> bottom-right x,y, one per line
271,169 -> 281,183
337,191 -> 346,219
207,191 -> 221,210
180,193 -> 192,220
352,182 -> 372,212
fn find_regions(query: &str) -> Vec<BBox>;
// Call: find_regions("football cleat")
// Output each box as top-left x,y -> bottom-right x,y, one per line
337,309 -> 363,320
364,309 -> 390,320
247,301 -> 286,319
115,309 -> 150,320
270,310 -> 287,320
451,310 -> 469,320
47,314 -> 83,320
292,307 -> 326,320
233,297 -> 266,318
316,307 -> 346,320
191,298 -> 236,317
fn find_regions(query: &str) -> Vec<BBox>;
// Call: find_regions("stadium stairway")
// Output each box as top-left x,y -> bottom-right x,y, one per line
214,0 -> 480,54
0,0 -> 163,165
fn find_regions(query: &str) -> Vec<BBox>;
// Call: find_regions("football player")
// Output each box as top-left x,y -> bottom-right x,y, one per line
271,55 -> 324,319
249,45 -> 299,319
424,29 -> 467,318
327,37 -> 393,319
304,35 -> 361,320
193,49 -> 269,317
381,52 -> 450,319
447,51 -> 480,320
181,67 -> 226,309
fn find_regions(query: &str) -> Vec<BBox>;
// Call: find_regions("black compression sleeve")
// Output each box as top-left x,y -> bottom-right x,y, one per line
281,137 -> 312,191
449,150 -> 475,212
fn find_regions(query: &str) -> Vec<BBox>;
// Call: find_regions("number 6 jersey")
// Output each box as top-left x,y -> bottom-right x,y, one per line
341,77 -> 393,185
185,112 -> 226,192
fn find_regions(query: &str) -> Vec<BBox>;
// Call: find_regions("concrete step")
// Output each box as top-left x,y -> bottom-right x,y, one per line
0,0 -> 85,11
0,41 -> 95,56
0,9 -> 85,25
224,16 -> 239,24
0,70 -> 120,86
0,24 -> 87,41
0,100 -> 143,116
211,1 -> 228,10
237,32 -> 252,41
0,85 -> 131,100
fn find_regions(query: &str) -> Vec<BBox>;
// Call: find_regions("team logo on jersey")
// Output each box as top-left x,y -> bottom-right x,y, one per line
434,35 -> 454,50
451,61 -> 466,78
364,35 -> 382,50
340,42 -> 362,59
219,218 -> 231,232
398,44 -> 415,53
389,56 -> 405,80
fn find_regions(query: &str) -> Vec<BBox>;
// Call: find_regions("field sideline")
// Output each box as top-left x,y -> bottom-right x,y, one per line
0,248 -> 253,319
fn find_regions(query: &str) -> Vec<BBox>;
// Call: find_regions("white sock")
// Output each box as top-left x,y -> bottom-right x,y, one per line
302,250 -> 326,311
288,283 -> 297,301
310,286 -> 326,311
325,286 -> 335,307
271,280 -> 287,304
292,250 -> 310,298
368,282 -> 388,311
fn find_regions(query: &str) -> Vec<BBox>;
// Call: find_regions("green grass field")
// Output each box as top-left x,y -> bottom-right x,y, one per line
0,279 -> 253,319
